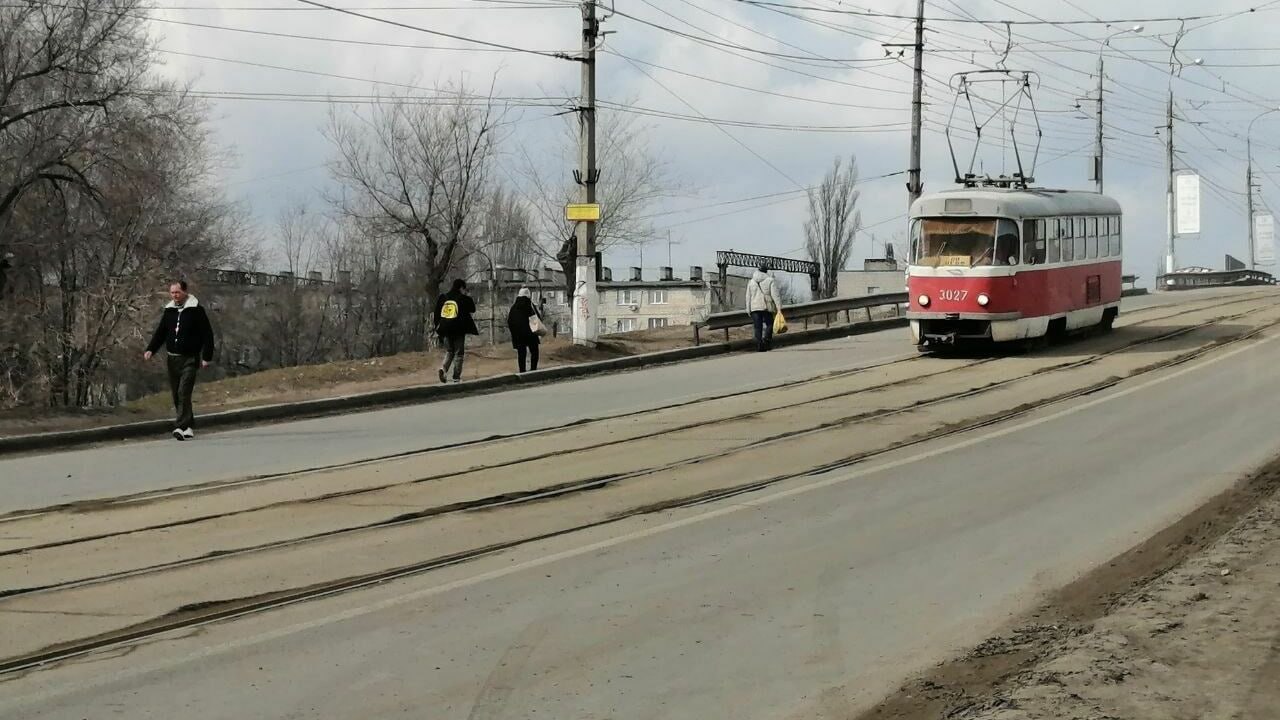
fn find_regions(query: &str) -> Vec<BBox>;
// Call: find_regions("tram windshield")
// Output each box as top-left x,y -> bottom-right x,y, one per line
911,218 -> 1020,268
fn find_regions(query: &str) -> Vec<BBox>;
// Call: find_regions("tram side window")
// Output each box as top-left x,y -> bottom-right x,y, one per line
1111,217 -> 1123,256
1024,220 -> 1046,264
1061,217 -> 1074,261
1045,219 -> 1061,263
1073,217 -> 1087,260
1086,217 -> 1099,259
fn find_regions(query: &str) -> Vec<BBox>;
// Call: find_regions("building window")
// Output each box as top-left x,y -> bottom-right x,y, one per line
598,318 -> 609,335
867,286 -> 880,294
556,291 -> 566,305
617,289 -> 638,305
649,289 -> 668,304
648,317 -> 669,329
618,317 -> 638,332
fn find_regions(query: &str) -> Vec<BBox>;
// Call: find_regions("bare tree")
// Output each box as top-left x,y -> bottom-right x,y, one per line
0,2 -> 247,408
519,109 -> 682,297
804,155 -> 863,299
324,81 -> 505,351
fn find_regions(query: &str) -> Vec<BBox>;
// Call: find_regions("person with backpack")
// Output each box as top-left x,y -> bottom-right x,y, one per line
507,287 -> 545,373
143,280 -> 216,440
746,263 -> 783,352
434,279 -> 478,383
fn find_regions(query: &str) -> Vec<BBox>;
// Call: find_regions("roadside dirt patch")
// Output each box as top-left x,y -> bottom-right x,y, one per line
0,326 -> 757,437
856,455 -> 1280,720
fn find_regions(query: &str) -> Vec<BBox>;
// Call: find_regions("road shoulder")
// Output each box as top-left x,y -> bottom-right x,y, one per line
857,454 -> 1280,719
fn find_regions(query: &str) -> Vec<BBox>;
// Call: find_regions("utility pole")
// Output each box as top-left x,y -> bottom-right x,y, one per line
1165,90 -> 1177,275
571,0 -> 600,346
906,0 -> 925,208
1093,54 -> 1104,194
1247,136 -> 1256,269
1093,26 -> 1142,195
1245,108 -> 1278,269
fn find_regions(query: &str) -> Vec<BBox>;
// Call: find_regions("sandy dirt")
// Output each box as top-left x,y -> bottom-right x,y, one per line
857,457 -> 1280,720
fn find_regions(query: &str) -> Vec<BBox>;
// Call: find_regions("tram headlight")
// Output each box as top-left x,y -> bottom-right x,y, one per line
977,293 -> 990,307
918,294 -> 931,307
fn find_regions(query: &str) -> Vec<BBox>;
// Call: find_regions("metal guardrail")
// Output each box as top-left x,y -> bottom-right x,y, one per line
1159,269 -> 1276,289
694,292 -> 909,345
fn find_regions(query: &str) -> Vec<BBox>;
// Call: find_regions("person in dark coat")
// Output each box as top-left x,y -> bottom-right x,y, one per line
434,278 -> 478,383
507,287 -> 542,373
143,280 -> 216,440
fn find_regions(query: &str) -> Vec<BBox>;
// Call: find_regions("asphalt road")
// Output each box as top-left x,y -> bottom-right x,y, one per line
0,288 -> 1233,515
3,290 -> 1278,720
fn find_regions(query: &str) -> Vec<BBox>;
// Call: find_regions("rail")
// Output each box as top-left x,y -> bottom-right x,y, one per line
694,292 -> 908,345
1159,269 -> 1276,289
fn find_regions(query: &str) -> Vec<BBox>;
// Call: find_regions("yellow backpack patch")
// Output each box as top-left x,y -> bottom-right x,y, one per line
440,299 -> 459,320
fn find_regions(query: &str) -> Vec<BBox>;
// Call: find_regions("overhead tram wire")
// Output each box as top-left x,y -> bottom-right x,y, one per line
983,0 -> 1280,111
607,6 -> 893,64
290,0 -> 577,60
729,1 -> 1278,27
601,51 -> 904,111
616,55 -> 804,189
653,0 -> 927,93
146,49 -> 575,108
120,14 -> 572,54
604,7 -> 913,96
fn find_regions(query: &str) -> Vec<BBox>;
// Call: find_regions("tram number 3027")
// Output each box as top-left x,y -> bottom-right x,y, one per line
938,289 -> 969,301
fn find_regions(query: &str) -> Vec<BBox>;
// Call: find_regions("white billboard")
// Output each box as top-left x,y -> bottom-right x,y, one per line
1176,173 -> 1201,235
1255,213 -> 1275,266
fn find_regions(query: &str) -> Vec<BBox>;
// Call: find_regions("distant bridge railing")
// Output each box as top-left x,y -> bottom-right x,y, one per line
694,292 -> 908,345
1159,269 -> 1276,289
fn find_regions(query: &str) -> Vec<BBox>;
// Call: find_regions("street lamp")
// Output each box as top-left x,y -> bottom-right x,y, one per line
1163,38 -> 1204,275
1092,24 -> 1143,193
1246,107 -> 1280,269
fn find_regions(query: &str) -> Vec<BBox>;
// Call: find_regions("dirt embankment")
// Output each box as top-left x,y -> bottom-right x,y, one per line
0,325 -> 757,437
859,457 -> 1280,720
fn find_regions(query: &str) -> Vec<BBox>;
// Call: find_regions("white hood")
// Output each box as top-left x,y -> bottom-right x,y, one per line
751,270 -> 769,283
165,295 -> 199,310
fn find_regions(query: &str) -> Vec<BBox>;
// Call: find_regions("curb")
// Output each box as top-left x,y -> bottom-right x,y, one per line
0,318 -> 908,455
1122,288 -> 1150,297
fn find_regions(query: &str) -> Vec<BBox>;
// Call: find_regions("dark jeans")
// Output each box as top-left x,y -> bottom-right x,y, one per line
166,353 -> 200,429
441,335 -> 466,380
751,311 -> 775,351
517,344 -> 539,373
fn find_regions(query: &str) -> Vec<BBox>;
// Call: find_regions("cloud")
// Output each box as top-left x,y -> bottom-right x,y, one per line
147,0 -> 1280,275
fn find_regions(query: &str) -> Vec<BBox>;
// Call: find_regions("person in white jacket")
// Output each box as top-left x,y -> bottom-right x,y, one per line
745,263 -> 783,352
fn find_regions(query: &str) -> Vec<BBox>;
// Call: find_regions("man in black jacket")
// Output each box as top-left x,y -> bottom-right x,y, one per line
144,280 -> 216,440
433,278 -> 478,383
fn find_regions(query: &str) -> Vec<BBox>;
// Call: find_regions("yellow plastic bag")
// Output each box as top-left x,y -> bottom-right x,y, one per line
773,310 -> 788,335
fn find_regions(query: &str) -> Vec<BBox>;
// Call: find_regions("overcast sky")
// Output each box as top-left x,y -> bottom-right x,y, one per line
150,0 -> 1280,280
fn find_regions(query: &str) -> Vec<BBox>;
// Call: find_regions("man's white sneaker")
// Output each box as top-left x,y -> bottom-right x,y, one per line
173,429 -> 185,441
181,428 -> 195,440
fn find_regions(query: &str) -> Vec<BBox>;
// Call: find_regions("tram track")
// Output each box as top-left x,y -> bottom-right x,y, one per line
0,291 -> 1269,570
3,299 -> 1279,678
1,289 -> 1263,528
0,299 -> 1274,597
1,295 -> 1272,568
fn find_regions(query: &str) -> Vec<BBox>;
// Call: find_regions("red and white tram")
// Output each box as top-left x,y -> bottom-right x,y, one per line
907,187 -> 1123,348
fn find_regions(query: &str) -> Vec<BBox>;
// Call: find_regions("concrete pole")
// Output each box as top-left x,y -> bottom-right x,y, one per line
1248,135 -> 1256,269
906,0 -> 925,209
571,0 -> 600,346
1165,90 -> 1177,275
1095,53 -> 1104,194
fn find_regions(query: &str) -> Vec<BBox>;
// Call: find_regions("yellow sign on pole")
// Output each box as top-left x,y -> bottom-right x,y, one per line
565,203 -> 602,222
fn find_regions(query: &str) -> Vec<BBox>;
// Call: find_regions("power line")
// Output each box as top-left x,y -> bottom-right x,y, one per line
290,0 -> 576,60
602,50 -> 904,111
617,55 -> 804,189
730,1 -> 1276,27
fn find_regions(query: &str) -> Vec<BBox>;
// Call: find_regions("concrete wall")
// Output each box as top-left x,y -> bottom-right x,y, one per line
837,270 -> 906,299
